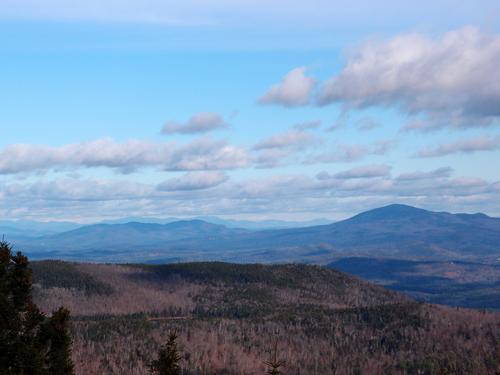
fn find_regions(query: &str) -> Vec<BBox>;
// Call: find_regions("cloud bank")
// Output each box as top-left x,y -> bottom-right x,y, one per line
2,166 -> 499,220
0,138 -> 249,174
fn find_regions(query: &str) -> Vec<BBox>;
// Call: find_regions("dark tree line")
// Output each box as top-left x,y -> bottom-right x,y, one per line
0,241 -> 74,375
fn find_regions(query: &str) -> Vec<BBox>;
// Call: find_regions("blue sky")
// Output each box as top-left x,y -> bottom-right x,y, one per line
1,0 -> 500,221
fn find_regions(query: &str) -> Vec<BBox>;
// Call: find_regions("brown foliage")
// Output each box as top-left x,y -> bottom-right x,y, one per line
32,261 -> 500,375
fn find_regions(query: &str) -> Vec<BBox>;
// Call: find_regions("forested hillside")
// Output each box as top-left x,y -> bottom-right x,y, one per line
31,261 -> 500,375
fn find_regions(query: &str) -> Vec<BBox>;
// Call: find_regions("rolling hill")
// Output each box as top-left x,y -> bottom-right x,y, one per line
30,260 -> 500,375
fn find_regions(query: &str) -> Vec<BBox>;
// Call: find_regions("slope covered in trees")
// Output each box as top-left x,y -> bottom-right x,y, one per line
30,260 -> 500,375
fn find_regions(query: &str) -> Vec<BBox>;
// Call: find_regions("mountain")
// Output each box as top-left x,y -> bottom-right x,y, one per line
0,215 -> 333,242
18,204 -> 500,263
238,203 -> 500,260
28,220 -> 247,256
99,216 -> 181,225
30,260 -> 500,375
100,215 -> 333,230
194,216 -> 333,229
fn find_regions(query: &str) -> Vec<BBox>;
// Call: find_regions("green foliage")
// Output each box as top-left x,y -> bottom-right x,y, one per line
31,260 -> 113,296
150,331 -> 182,375
39,307 -> 75,375
0,241 -> 74,375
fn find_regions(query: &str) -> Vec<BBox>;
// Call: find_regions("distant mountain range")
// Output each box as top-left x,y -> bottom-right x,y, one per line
99,216 -> 332,230
0,216 -> 332,240
15,204 -> 500,264
0,220 -> 81,239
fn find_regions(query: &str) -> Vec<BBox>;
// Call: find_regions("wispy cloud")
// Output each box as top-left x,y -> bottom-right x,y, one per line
396,167 -> 453,181
306,139 -> 394,164
253,130 -> 317,168
416,136 -> 500,157
162,112 -> 228,135
157,171 -> 228,191
253,130 -> 315,150
317,165 -> 391,180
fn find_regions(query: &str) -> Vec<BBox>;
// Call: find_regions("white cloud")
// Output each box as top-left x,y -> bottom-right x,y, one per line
157,171 -> 228,191
1,167 -> 500,220
253,130 -> 317,168
416,136 -> 500,157
306,140 -> 393,164
258,67 -> 315,107
0,137 -> 250,174
396,167 -> 453,181
254,149 -> 292,169
318,27 -> 500,130
162,112 -> 227,134
253,130 -> 315,150
166,138 -> 249,170
317,165 -> 391,180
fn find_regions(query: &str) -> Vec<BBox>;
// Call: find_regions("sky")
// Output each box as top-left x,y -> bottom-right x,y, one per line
1,0 -> 500,222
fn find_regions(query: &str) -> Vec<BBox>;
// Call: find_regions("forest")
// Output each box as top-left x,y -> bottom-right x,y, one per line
25,258 -> 500,374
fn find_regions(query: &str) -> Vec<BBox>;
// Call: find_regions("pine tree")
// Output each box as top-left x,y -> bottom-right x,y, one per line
0,241 -> 74,375
150,330 -> 182,375
39,307 -> 75,375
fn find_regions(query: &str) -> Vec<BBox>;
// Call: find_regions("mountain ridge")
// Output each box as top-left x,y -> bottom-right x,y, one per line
17,204 -> 500,263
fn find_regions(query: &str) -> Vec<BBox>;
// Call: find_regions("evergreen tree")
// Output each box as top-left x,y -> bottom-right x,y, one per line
39,307 -> 75,374
150,331 -> 182,375
0,241 -> 74,375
